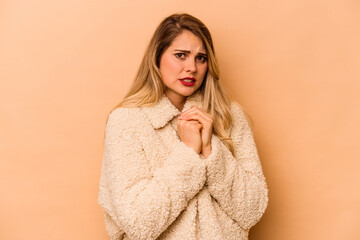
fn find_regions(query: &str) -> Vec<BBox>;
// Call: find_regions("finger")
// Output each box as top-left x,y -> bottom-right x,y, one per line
182,112 -> 211,127
182,120 -> 202,131
192,122 -> 203,131
180,107 -> 197,117
180,106 -> 210,119
182,109 -> 213,123
177,118 -> 200,127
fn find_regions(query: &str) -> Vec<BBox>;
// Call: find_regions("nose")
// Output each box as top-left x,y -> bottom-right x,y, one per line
185,58 -> 196,73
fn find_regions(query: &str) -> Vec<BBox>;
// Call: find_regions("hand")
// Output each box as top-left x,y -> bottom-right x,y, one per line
179,106 -> 214,156
177,117 -> 203,154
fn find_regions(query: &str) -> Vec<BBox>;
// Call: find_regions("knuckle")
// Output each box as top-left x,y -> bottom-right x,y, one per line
177,120 -> 183,127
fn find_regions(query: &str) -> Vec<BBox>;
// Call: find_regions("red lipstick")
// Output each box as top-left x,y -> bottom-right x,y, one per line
179,77 -> 196,86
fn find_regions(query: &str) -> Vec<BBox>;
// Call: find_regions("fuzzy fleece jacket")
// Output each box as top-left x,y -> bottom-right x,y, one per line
97,91 -> 268,240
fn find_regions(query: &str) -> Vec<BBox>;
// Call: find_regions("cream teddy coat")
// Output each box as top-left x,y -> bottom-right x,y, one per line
97,91 -> 268,240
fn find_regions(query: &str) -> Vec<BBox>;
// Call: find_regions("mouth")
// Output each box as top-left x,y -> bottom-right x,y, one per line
179,77 -> 196,86
179,77 -> 196,82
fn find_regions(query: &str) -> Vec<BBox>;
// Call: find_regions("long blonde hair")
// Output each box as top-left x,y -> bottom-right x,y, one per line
110,13 -> 239,155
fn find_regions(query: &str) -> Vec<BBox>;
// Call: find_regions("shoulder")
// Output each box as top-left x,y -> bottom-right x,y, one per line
106,107 -> 145,131
228,100 -> 253,133
229,101 -> 248,123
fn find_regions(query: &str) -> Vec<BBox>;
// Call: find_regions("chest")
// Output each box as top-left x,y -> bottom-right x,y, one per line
137,115 -> 181,173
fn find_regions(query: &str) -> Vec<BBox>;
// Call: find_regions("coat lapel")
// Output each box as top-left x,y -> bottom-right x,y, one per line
141,90 -> 203,130
139,91 -> 204,172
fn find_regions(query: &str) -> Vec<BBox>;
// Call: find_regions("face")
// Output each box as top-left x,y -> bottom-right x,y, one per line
159,30 -> 208,101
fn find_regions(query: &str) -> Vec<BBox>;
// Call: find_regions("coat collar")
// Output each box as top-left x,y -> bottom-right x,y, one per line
141,91 -> 203,129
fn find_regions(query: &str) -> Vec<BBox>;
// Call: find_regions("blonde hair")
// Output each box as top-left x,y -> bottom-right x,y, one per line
109,13 -> 243,155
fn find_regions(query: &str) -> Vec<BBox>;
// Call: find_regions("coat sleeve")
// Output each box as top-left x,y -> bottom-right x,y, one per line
97,108 -> 207,240
203,102 -> 268,231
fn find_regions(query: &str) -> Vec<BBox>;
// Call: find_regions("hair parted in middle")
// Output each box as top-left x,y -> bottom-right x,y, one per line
111,12 -> 239,155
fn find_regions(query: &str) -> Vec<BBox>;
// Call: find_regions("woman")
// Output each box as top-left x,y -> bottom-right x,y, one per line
98,13 -> 268,240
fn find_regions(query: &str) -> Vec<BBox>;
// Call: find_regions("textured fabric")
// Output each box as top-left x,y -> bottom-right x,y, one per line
97,91 -> 268,240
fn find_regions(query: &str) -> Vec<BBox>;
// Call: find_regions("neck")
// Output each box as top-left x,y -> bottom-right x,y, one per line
164,91 -> 186,112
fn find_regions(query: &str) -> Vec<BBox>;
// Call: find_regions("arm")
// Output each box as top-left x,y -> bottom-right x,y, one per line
202,102 -> 268,230
98,108 -> 207,240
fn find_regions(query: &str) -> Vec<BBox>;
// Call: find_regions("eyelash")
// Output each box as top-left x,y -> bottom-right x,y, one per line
175,53 -> 207,62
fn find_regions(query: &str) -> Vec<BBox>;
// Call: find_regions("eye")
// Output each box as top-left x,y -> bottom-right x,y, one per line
175,53 -> 185,59
197,55 -> 207,62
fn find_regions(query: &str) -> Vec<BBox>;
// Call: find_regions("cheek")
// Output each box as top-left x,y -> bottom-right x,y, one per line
199,64 -> 208,77
160,55 -> 182,77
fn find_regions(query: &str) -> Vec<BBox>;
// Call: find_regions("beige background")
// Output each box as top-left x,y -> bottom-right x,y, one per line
1,0 -> 359,239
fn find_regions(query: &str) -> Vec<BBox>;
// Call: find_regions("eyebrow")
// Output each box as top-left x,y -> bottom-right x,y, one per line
174,49 -> 207,55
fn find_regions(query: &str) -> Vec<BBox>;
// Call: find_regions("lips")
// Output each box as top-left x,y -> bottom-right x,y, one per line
180,77 -> 196,81
179,77 -> 196,86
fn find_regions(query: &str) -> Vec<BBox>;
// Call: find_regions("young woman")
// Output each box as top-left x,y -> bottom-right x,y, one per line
98,13 -> 268,240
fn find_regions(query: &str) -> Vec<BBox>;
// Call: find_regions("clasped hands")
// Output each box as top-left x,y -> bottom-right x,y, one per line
177,106 -> 213,158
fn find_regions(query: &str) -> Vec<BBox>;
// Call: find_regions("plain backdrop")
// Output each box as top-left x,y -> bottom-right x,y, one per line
0,0 -> 359,239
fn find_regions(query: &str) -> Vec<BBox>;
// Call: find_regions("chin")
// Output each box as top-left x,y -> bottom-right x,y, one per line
181,89 -> 199,97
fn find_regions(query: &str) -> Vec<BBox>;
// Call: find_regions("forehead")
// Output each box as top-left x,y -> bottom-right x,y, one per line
168,30 -> 206,53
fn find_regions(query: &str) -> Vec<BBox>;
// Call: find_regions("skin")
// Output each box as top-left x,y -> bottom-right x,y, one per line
179,106 -> 213,158
159,30 -> 213,158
